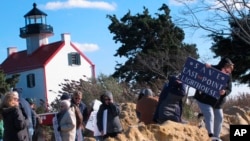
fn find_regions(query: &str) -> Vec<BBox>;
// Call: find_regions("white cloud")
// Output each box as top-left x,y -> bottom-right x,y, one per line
44,0 -> 116,11
73,42 -> 99,52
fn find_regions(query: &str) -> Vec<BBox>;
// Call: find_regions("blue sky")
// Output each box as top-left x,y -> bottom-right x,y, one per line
0,0 -> 204,75
0,0 -> 249,96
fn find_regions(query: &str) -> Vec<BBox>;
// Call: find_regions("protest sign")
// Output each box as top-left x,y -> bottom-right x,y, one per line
86,111 -> 102,136
85,99 -> 104,136
93,99 -> 102,111
180,57 -> 230,99
103,109 -> 107,135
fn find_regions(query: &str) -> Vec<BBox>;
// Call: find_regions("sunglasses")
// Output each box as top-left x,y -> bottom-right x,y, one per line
105,98 -> 111,101
74,97 -> 81,100
13,97 -> 19,101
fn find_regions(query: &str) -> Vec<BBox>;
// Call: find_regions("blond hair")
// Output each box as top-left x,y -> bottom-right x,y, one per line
1,91 -> 19,108
73,90 -> 82,98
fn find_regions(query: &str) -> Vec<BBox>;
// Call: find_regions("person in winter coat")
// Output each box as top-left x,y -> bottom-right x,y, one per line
57,100 -> 77,141
136,88 -> 158,124
25,98 -> 42,141
13,89 -> 34,141
153,75 -> 187,124
71,91 -> 89,125
194,57 -> 234,141
60,93 -> 84,141
97,91 -> 123,140
0,91 -> 29,141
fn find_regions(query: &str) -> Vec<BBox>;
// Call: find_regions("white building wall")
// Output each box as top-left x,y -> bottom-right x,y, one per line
45,43 -> 93,105
11,68 -> 46,105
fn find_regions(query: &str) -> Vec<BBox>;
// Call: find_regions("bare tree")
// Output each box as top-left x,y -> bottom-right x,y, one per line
174,0 -> 250,45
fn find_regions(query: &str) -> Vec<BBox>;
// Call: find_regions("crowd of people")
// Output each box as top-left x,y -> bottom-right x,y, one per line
0,89 -> 124,141
0,57 -> 234,141
135,57 -> 234,141
53,90 -> 124,141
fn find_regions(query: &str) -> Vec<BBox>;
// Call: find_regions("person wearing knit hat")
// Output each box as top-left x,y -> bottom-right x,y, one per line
137,89 -> 146,101
26,98 -> 35,105
194,57 -> 234,141
60,93 -> 71,101
97,91 -> 123,139
60,100 -> 71,109
136,88 -> 158,124
56,100 -> 77,141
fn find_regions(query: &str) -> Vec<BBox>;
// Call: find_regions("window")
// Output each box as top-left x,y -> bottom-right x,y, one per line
68,52 -> 81,65
27,73 -> 35,88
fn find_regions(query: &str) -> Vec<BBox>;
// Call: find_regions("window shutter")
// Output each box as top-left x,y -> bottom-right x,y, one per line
27,73 -> 35,88
68,52 -> 81,65
68,53 -> 72,65
76,53 -> 81,65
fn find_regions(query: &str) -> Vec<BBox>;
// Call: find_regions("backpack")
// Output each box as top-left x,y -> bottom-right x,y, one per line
72,105 -> 83,129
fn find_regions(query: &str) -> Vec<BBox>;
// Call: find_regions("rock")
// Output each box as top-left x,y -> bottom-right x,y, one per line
84,103 -> 250,141
114,103 -> 210,141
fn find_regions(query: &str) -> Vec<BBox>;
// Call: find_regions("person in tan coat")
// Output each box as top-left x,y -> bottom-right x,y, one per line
136,88 -> 159,124
57,100 -> 77,141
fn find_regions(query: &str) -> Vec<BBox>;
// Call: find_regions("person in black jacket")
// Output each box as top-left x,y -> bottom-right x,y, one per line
194,57 -> 234,141
97,91 -> 123,140
1,91 -> 29,141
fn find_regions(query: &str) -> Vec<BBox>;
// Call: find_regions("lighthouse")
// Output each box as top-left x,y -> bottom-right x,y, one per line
19,3 -> 54,55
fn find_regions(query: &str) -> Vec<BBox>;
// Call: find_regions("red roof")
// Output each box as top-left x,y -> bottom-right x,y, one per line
0,41 -> 64,74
